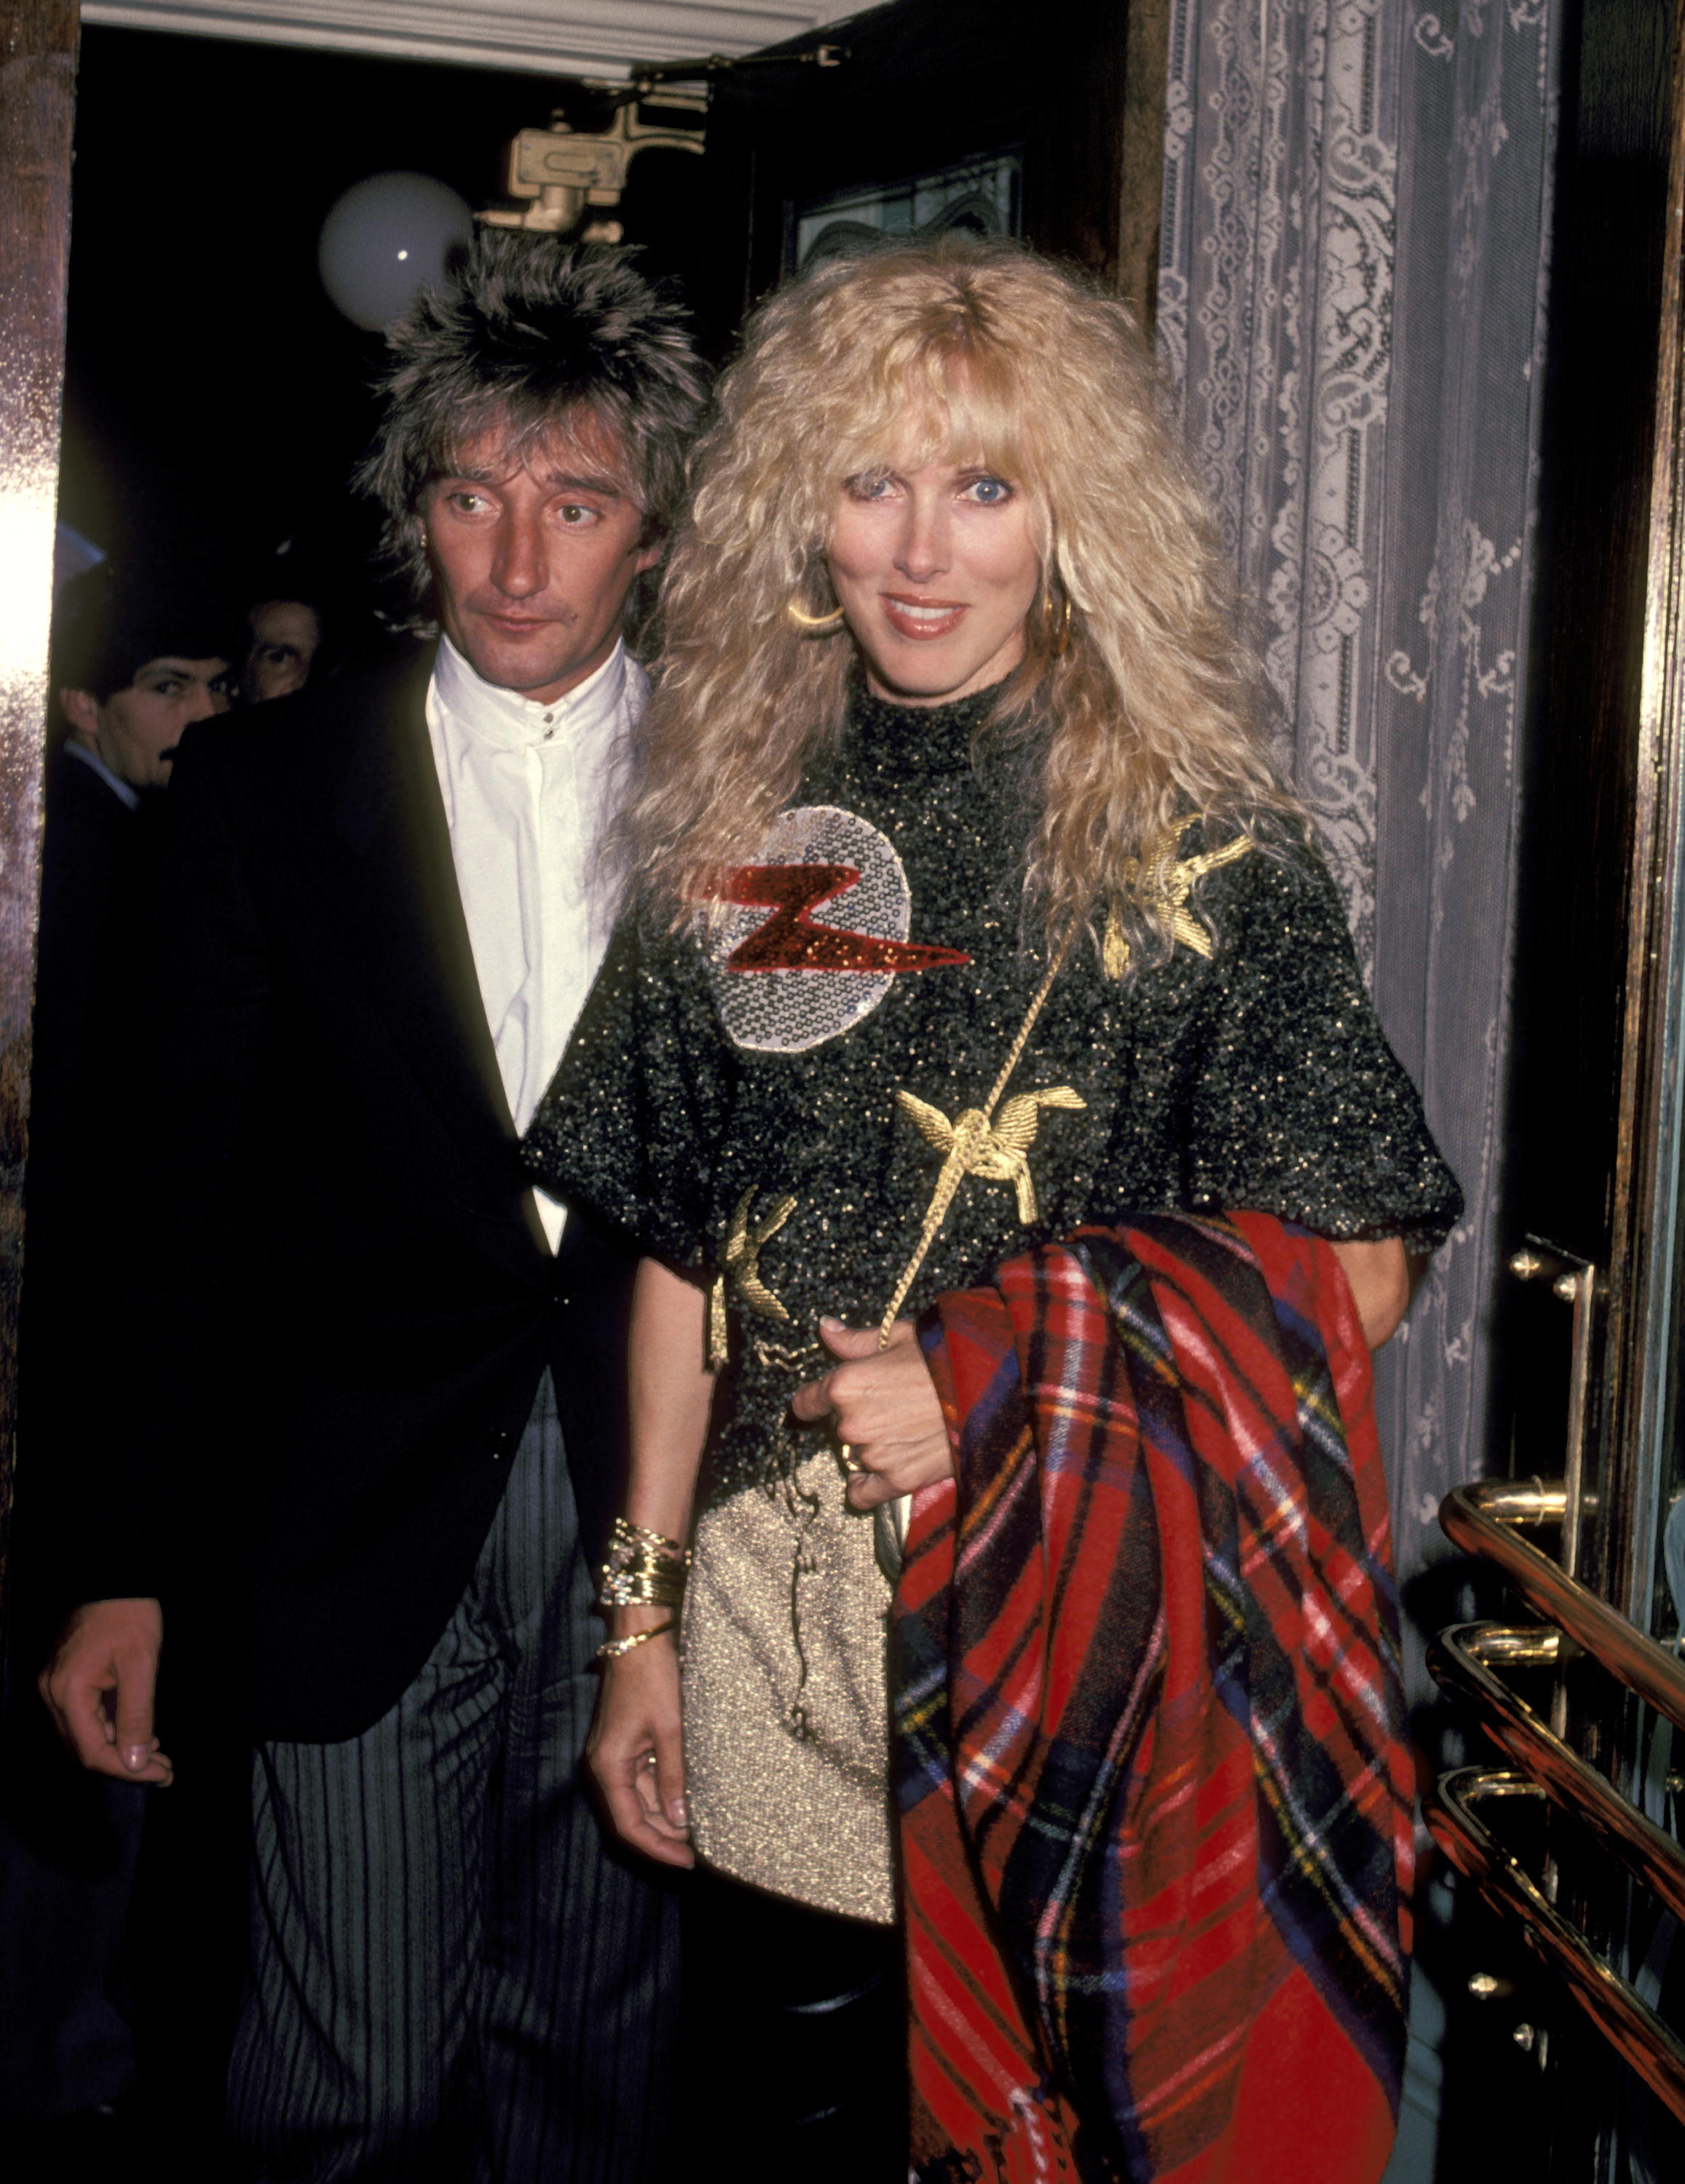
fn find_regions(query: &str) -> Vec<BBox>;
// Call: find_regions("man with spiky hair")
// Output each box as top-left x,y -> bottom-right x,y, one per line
40,234 -> 708,2180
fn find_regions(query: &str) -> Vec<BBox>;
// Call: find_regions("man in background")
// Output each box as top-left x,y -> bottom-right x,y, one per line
242,596 -> 322,703
52,578 -> 234,789
2,564 -> 237,2153
238,548 -> 342,703
42,235 -> 708,2181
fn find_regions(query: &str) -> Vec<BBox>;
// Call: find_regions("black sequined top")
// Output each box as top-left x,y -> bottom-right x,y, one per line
524,684 -> 1462,1514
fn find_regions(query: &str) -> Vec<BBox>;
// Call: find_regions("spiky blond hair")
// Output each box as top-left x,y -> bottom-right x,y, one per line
623,235 -> 1298,960
360,232 -> 708,608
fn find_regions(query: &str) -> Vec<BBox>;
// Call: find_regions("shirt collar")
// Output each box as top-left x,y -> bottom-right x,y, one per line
64,737 -> 141,811
431,633 -> 630,754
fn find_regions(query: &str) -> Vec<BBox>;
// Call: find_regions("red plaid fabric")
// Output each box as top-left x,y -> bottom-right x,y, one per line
893,1214 -> 1413,2184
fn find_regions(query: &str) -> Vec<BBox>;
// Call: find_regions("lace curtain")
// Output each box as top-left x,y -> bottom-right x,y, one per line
1156,1 -> 1563,2160
1159,0 -> 1560,1671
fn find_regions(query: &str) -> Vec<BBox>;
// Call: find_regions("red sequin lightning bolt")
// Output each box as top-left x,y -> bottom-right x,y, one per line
713,864 -> 971,974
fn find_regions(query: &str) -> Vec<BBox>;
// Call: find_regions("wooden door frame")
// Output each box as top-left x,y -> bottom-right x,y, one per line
0,0 -> 76,1626
1596,0 -> 1685,1635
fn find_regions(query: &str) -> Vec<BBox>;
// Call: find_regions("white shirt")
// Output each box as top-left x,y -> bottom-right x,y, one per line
425,633 -> 644,1249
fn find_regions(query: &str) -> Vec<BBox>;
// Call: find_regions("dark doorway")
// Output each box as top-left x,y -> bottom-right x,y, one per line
59,26 -> 707,584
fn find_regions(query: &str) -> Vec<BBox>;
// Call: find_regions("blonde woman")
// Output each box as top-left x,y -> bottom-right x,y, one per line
524,237 -> 1457,2180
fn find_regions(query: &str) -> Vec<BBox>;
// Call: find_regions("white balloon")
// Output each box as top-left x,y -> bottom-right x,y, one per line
318,171 -> 475,332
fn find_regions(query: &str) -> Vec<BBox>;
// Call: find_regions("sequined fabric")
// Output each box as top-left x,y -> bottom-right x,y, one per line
526,683 -> 1462,1514
523,680 -> 1463,1916
681,1452 -> 895,1923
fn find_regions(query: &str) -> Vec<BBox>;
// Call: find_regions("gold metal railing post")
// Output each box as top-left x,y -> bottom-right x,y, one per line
1440,1481 -> 1685,1734
1428,1623 -> 1685,1923
1430,1480 -> 1685,2119
1424,1771 -> 1685,2121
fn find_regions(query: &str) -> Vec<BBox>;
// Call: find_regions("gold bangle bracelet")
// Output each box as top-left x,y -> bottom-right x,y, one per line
599,1517 -> 692,1613
608,1516 -> 689,1562
599,1566 -> 689,1610
595,1619 -> 676,1662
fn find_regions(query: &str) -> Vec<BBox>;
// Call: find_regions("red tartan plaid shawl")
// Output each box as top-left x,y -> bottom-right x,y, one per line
893,1214 -> 1413,2184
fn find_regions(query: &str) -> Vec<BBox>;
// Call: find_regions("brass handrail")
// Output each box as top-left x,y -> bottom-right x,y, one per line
1424,1770 -> 1685,2122
1440,1479 -> 1685,1734
1427,1622 -> 1685,1924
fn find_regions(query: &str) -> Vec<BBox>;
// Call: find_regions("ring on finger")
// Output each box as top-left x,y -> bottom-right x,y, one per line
838,1442 -> 865,1474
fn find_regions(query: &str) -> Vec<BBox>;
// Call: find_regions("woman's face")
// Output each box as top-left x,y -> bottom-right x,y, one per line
825,450 -> 1041,707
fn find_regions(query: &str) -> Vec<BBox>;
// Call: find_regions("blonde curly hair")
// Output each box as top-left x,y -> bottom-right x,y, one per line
623,235 -> 1299,961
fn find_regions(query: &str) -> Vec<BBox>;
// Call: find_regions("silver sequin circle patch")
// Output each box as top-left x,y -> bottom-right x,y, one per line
702,804 -> 912,1054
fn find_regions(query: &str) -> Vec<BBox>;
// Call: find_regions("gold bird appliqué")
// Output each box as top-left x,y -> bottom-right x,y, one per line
893,1085 -> 1089,1227
709,1186 -> 797,1366
1103,816 -> 1253,978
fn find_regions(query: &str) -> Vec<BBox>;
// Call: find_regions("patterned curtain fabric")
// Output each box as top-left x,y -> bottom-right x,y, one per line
1157,0 -> 1562,1698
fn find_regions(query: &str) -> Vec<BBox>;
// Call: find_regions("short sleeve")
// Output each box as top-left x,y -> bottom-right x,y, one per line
521,910 -> 736,1273
1174,842 -> 1463,1251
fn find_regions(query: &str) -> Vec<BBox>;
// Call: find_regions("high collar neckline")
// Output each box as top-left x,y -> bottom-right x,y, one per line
432,633 -> 628,752
844,678 -> 1009,777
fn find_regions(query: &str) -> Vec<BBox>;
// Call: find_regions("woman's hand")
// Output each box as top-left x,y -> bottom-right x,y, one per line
590,1256 -> 712,1870
791,1317 -> 954,1511
585,1623 -> 694,1870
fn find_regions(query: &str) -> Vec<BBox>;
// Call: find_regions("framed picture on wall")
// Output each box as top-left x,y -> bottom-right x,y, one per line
695,0 -> 1166,356
791,149 -> 1024,276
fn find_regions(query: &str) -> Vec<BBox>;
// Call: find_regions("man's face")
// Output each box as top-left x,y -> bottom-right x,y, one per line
60,656 -> 233,790
419,414 -> 659,705
243,600 -> 322,705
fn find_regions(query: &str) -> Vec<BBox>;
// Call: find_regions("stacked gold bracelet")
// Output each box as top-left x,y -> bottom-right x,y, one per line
598,1516 -> 691,1611
594,1519 -> 688,1663
595,1621 -> 674,1661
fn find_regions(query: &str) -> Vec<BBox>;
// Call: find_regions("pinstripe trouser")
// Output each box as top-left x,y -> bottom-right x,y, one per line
226,1374 -> 679,2182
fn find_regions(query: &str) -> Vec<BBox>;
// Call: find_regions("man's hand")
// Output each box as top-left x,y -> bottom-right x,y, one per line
39,1598 -> 172,1785
586,1631 -> 693,1870
791,1317 -> 954,1511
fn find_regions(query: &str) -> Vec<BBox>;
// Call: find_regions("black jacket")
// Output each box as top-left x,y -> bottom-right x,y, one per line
76,647 -> 635,1742
16,751 -> 166,1647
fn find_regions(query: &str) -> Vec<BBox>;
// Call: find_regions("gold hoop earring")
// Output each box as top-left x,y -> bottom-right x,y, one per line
786,594 -> 848,633
1043,587 -> 1072,658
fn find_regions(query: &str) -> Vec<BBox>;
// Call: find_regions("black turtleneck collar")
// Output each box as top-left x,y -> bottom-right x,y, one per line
843,676 -> 1009,778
